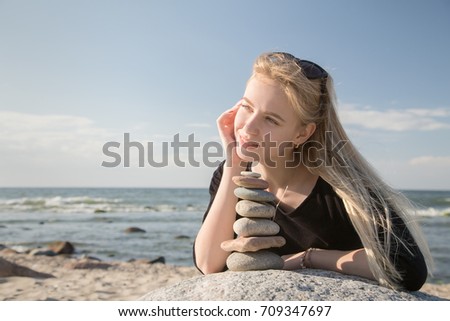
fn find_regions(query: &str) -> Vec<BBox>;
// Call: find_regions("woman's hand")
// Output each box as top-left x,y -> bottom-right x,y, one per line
217,100 -> 242,165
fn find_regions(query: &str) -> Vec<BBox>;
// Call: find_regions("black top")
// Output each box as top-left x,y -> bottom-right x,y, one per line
194,161 -> 428,291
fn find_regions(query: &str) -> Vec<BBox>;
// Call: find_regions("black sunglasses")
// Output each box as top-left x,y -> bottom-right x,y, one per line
269,52 -> 328,110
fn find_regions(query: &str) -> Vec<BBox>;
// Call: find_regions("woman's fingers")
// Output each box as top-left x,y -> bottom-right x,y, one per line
217,100 -> 241,123
217,100 -> 242,141
216,100 -> 244,165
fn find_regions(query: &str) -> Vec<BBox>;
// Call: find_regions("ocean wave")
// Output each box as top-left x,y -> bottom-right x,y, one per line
2,194 -> 448,217
414,207 -> 450,217
0,196 -> 205,214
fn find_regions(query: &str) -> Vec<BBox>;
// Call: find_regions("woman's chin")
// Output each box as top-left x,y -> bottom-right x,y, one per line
236,147 -> 261,163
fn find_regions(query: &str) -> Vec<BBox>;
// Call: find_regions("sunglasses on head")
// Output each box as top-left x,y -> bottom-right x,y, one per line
270,52 -> 328,80
269,52 -> 328,110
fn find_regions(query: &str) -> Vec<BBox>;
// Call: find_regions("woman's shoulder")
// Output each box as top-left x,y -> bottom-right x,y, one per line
312,176 -> 338,196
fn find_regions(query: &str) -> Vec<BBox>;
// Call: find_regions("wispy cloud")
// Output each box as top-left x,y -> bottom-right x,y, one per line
339,104 -> 450,131
409,156 -> 450,166
0,111 -> 216,167
0,111 -> 114,157
185,123 -> 212,128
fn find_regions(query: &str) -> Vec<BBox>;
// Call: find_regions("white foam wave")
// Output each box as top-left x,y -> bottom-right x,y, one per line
0,196 -> 204,214
414,207 -> 450,217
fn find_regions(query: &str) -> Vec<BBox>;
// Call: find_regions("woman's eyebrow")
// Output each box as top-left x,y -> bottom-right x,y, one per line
266,111 -> 285,123
241,97 -> 254,106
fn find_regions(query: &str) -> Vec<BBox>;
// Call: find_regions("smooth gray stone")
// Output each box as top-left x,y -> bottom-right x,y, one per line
139,269 -> 445,301
221,236 -> 286,252
232,176 -> 269,189
236,200 -> 275,218
234,187 -> 276,202
241,171 -> 261,178
226,251 -> 284,271
233,218 -> 280,236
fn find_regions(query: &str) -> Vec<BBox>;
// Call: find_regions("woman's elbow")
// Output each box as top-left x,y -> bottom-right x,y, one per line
401,266 -> 428,291
201,266 -> 221,275
196,261 -> 226,275
396,256 -> 428,291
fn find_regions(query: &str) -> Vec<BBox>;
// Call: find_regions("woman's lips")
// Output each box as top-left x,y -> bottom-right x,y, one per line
238,135 -> 259,149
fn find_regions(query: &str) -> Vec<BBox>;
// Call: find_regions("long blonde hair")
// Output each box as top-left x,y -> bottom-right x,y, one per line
252,52 -> 433,289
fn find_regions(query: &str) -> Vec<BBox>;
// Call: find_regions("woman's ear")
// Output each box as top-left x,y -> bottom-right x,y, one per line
294,122 -> 316,146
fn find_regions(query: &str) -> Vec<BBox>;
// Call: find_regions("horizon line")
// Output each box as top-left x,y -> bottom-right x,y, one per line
0,186 -> 449,192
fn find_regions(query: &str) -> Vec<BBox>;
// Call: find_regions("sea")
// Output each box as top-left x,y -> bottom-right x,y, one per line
0,187 -> 449,284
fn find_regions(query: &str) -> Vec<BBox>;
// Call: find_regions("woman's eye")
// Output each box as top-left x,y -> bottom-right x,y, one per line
241,104 -> 253,111
266,117 -> 279,125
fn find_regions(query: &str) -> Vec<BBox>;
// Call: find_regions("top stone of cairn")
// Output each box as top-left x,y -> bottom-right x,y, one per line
232,176 -> 269,189
240,171 -> 261,178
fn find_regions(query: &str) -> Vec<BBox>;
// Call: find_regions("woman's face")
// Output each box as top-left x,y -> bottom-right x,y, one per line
234,75 -> 307,165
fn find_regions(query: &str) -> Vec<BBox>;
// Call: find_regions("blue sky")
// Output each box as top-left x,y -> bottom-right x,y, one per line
1,0 -> 449,189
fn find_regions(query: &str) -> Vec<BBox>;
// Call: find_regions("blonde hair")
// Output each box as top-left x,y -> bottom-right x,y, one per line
252,52 -> 433,289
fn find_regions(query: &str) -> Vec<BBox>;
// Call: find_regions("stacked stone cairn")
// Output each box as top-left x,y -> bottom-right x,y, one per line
221,171 -> 286,271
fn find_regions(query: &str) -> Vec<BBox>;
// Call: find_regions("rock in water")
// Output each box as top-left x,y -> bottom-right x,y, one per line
29,248 -> 57,256
48,241 -> 75,255
150,256 -> 166,264
233,217 -> 280,236
125,227 -> 146,233
226,251 -> 284,271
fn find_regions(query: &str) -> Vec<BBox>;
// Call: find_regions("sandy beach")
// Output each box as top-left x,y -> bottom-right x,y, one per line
0,252 -> 448,301
0,252 -> 200,301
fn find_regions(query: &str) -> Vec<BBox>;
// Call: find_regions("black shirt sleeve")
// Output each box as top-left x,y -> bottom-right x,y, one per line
383,212 -> 428,291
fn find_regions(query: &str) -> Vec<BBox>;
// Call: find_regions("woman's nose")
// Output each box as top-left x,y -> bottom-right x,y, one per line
242,115 -> 259,137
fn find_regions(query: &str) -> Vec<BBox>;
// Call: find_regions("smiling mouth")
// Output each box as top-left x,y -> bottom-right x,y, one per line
238,136 -> 259,149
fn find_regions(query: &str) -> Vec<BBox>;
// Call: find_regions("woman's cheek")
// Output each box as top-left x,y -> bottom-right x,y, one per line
234,110 -> 245,132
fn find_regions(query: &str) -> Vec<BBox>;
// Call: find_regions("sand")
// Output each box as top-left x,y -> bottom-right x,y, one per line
0,252 -> 448,301
0,252 -> 200,301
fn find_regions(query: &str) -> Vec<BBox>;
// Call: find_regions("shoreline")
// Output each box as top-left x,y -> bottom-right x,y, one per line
0,252 -> 448,301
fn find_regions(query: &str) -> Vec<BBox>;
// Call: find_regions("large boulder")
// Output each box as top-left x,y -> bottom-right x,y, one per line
140,269 -> 443,301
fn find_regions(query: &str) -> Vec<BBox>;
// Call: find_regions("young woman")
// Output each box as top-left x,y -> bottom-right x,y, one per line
193,52 -> 432,291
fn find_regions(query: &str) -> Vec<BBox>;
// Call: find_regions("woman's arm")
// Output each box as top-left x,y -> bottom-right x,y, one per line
194,102 -> 244,274
194,165 -> 243,274
282,248 -> 375,281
